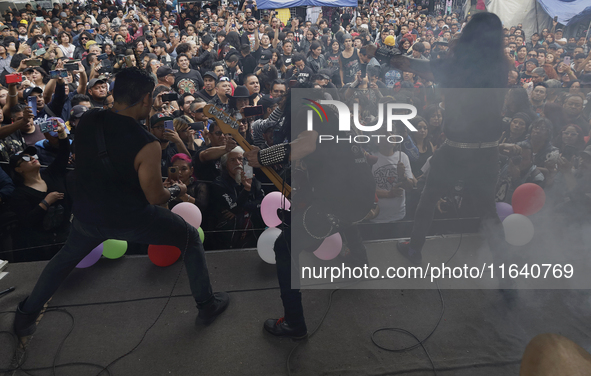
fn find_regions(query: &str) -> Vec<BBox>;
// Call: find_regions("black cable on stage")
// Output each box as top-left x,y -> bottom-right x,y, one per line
91,220 -> 191,376
368,198 -> 464,376
0,309 -> 112,376
283,194 -> 466,376
0,219 -> 192,376
286,288 -> 339,376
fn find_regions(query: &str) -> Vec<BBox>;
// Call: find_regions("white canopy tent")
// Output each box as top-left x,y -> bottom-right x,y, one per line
484,0 -> 552,39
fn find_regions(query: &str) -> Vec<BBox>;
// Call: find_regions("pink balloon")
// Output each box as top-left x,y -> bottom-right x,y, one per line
313,233 -> 343,261
171,202 -> 202,229
261,192 -> 291,227
76,244 -> 103,268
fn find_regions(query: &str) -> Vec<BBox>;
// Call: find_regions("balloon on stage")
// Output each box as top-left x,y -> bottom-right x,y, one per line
512,183 -> 545,216
313,233 -> 343,261
172,202 -> 202,229
102,239 -> 128,259
503,214 -> 534,246
260,191 -> 291,227
148,245 -> 181,267
198,227 -> 205,243
495,202 -> 514,222
76,244 -> 103,268
257,227 -> 281,264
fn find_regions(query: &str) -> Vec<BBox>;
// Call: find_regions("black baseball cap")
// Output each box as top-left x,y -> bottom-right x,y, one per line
259,50 -> 272,64
23,87 -> 43,100
156,66 -> 178,78
201,34 -> 213,45
88,78 -> 106,89
70,105 -> 89,119
202,71 -> 218,82
150,113 -> 173,126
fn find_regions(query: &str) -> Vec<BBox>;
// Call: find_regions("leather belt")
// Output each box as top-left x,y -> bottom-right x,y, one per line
444,139 -> 499,149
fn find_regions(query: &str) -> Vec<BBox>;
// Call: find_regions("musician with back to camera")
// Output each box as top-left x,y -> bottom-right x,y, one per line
245,85 -> 376,339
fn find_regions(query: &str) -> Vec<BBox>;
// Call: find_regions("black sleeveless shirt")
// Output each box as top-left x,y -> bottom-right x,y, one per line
340,48 -> 360,84
72,109 -> 159,228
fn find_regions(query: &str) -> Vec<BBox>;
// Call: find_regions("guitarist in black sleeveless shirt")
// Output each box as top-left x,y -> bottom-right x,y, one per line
14,68 -> 229,337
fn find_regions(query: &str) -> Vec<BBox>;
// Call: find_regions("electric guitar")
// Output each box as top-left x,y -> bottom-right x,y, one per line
202,104 -> 292,199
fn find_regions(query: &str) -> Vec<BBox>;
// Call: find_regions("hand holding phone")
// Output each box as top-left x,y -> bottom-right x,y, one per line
25,59 -> 42,67
243,105 -> 263,117
5,73 -> 23,84
162,92 -> 179,102
243,160 -> 253,179
28,96 -> 37,116
168,166 -> 180,181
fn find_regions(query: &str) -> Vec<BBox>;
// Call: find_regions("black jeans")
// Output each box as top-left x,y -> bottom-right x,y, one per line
22,206 -> 213,313
273,208 -> 365,327
410,144 -> 506,259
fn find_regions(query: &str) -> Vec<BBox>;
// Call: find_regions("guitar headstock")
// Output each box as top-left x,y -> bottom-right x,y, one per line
203,104 -> 241,138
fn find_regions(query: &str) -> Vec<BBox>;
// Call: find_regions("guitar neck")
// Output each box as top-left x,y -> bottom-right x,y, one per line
203,104 -> 291,199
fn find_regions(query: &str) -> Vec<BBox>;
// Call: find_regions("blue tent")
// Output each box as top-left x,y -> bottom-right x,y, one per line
536,0 -> 591,26
257,0 -> 356,10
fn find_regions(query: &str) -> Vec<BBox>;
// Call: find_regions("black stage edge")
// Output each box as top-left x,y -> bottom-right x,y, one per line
2,237 -> 591,376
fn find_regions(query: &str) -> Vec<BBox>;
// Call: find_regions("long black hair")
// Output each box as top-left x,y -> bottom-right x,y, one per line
448,12 -> 509,88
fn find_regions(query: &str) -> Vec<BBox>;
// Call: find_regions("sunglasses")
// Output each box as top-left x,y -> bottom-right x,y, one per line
219,76 -> 230,82
80,37 -> 89,40
17,154 -> 38,166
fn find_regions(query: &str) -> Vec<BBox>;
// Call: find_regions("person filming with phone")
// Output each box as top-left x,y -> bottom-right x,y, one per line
207,145 -> 264,249
148,112 -> 191,177
7,111 -> 70,262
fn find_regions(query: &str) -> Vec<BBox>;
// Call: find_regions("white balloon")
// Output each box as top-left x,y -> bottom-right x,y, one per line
257,227 -> 282,264
503,214 -> 534,246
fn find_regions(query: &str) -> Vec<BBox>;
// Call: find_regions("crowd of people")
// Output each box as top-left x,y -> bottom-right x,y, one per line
0,0 -> 590,262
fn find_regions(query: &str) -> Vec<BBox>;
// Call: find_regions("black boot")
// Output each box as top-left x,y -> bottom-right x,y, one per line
264,317 -> 307,339
13,298 -> 42,337
397,241 -> 422,265
196,292 -> 230,326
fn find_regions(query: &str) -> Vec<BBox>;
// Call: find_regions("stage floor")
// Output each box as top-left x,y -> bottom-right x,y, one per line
1,234 -> 591,376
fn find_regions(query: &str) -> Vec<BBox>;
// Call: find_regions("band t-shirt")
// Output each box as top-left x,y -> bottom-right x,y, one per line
0,130 -> 25,163
371,151 -> 413,223
174,69 -> 204,95
241,31 -> 256,52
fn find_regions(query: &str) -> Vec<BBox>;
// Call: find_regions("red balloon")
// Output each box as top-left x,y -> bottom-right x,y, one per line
148,245 -> 181,267
511,183 -> 546,216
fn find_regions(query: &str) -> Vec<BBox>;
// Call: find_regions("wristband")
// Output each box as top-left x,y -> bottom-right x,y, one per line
167,184 -> 182,202
258,143 -> 290,166
41,199 -> 50,208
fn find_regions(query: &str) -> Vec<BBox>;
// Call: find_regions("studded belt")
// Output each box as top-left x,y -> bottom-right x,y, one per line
444,139 -> 499,149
